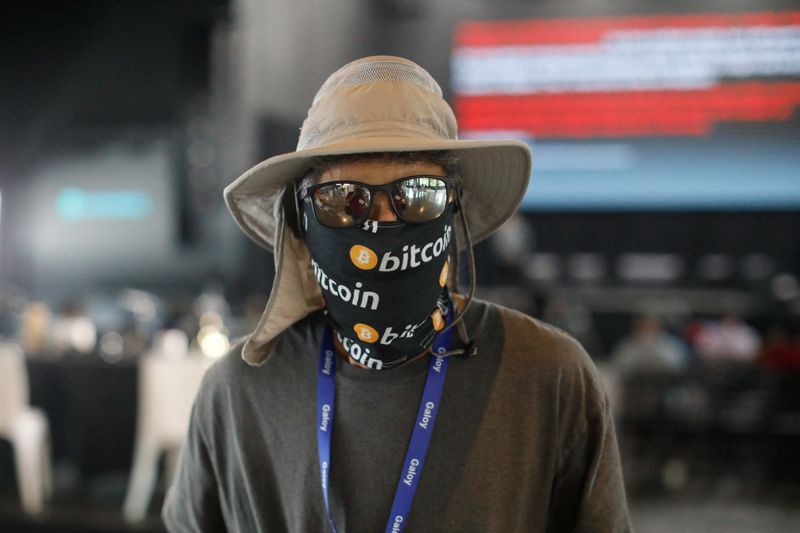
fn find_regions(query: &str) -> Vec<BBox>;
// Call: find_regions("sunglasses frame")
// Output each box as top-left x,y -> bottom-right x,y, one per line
296,175 -> 458,229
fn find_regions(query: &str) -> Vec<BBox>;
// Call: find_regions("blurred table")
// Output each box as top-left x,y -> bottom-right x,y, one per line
619,364 -> 800,487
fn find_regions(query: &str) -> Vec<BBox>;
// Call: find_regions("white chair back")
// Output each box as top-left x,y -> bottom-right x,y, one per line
0,341 -> 52,514
123,349 -> 212,522
0,342 -> 28,434
138,351 -> 211,445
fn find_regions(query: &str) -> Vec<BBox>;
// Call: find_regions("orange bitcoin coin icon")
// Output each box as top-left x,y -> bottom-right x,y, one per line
354,323 -> 379,343
439,261 -> 449,287
431,309 -> 444,331
350,245 -> 378,270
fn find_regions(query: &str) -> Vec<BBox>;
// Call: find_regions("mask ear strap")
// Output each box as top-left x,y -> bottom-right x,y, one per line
447,226 -> 467,345
437,187 -> 477,358
290,180 -> 305,237
450,224 -> 460,303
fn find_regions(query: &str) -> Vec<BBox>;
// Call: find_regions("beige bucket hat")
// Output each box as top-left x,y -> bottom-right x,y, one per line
225,55 -> 532,365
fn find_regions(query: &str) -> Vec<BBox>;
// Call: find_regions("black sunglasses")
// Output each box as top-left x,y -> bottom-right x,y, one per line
297,175 -> 456,228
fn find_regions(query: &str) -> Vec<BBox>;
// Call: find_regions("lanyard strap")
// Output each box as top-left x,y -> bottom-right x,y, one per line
317,327 -> 338,533
317,320 -> 454,533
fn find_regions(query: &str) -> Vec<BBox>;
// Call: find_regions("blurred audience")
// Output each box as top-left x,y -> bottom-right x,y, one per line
758,315 -> 800,372
610,315 -> 689,376
51,301 -> 97,355
19,302 -> 51,355
692,314 -> 762,363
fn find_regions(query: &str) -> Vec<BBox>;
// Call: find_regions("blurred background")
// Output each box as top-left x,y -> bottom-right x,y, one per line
1,0 -> 799,531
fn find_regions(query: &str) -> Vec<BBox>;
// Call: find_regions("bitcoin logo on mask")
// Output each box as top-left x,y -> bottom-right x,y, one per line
439,261 -> 449,287
354,323 -> 379,343
350,245 -> 378,270
431,309 -> 444,332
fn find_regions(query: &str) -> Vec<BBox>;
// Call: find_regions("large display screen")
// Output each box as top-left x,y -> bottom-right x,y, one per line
25,141 -> 176,297
452,11 -> 800,210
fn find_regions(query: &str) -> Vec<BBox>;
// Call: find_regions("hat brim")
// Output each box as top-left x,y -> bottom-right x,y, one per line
224,136 -> 532,253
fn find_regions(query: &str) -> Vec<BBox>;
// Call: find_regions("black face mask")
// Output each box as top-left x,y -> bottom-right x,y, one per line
302,202 -> 455,370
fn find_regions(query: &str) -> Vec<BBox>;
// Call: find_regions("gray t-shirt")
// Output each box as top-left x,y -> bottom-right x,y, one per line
163,299 -> 632,532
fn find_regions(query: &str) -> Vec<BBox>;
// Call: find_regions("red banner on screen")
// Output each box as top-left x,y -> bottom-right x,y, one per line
452,12 -> 800,138
455,12 -> 800,47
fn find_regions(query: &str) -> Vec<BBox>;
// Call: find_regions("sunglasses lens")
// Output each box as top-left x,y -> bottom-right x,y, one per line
313,183 -> 370,227
394,177 -> 449,222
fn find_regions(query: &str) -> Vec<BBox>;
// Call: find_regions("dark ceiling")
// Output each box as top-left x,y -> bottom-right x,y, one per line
0,0 -> 228,174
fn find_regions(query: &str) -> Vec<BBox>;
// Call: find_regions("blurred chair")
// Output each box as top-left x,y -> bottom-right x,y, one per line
0,341 -> 53,514
123,345 -> 212,523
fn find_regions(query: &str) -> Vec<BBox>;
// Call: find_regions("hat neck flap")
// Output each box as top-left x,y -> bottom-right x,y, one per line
242,189 -> 324,366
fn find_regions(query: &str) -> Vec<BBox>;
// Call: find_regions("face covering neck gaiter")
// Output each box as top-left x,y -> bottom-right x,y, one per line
302,201 -> 454,370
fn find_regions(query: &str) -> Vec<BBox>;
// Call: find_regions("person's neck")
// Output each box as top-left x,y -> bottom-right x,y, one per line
332,333 -> 430,369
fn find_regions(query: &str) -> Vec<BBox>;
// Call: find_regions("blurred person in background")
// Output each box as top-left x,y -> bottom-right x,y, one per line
50,300 -> 97,355
19,301 -> 51,356
610,315 -> 689,377
758,314 -> 800,372
603,315 -> 688,418
693,313 -> 761,363
163,56 -> 631,532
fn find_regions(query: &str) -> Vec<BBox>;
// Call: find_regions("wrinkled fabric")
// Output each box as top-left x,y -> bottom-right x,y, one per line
163,299 -> 633,533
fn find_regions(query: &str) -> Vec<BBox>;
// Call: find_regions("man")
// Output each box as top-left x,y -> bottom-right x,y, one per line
163,56 -> 631,532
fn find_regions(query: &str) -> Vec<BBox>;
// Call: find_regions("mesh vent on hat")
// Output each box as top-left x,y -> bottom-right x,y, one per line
312,58 -> 443,105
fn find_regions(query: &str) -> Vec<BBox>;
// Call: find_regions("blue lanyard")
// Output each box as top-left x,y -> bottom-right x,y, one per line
317,320 -> 454,533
